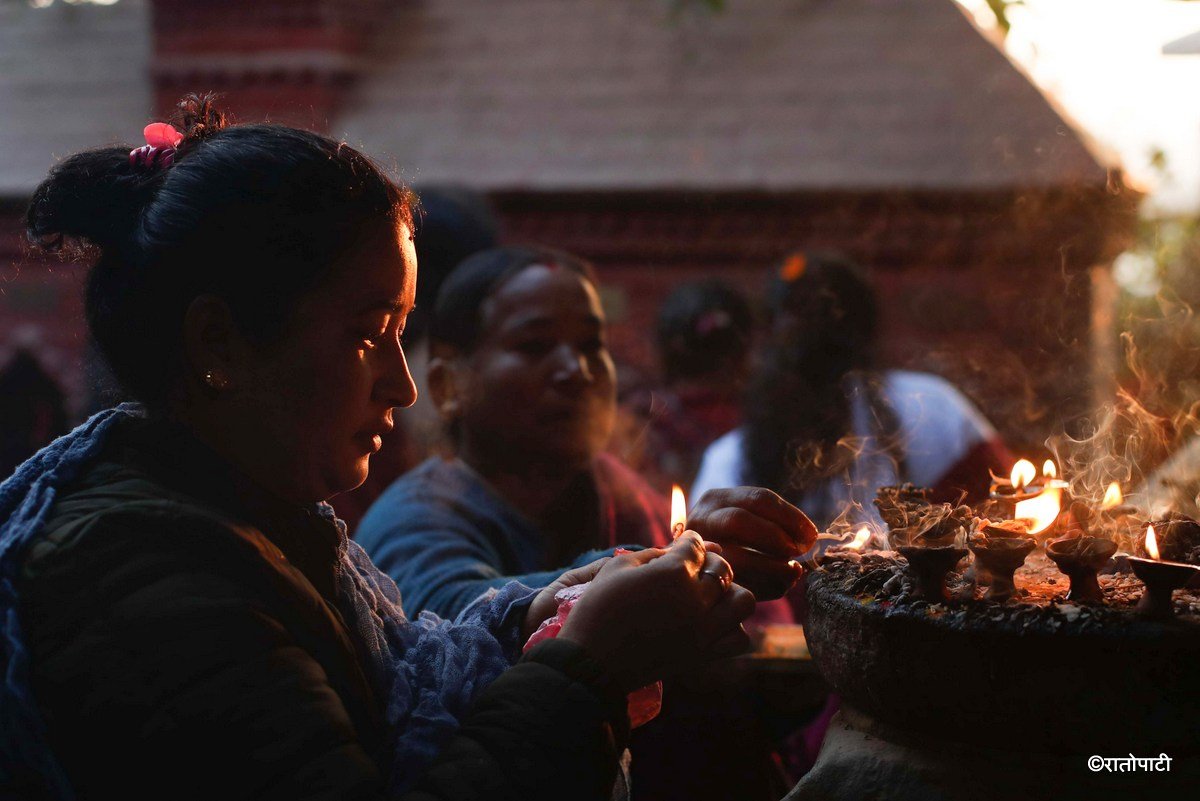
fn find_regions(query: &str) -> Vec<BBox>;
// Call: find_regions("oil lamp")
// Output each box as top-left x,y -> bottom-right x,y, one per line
898,544 -> 967,603
1128,524 -> 1200,619
968,522 -> 1035,602
1045,535 -> 1117,603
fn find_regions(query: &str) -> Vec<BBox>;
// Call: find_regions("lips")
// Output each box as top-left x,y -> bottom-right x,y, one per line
355,418 -> 393,452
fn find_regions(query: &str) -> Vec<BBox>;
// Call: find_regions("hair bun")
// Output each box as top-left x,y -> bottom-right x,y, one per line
25,146 -> 159,255
171,92 -> 230,150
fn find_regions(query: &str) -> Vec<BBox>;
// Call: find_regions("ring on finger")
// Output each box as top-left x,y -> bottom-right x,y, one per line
700,567 -> 732,591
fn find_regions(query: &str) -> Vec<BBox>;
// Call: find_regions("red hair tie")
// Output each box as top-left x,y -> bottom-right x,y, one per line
128,123 -> 183,170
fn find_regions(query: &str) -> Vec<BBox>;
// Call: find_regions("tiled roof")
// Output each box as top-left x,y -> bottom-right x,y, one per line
0,0 -> 151,197
337,0 -> 1113,192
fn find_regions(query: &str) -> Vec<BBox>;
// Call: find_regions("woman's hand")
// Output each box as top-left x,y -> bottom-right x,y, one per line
686,487 -> 817,600
522,558 -> 611,642
558,532 -> 755,692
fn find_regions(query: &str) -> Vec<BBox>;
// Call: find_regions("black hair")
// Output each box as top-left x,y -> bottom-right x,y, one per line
430,245 -> 597,354
742,251 -> 901,519
407,187 -> 500,344
655,279 -> 754,384
25,94 -> 413,409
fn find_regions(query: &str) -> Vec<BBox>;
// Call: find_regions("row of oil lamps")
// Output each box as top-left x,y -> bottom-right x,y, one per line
841,459 -> 1197,619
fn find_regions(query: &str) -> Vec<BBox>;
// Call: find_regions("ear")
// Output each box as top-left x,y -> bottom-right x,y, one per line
427,349 -> 465,424
181,294 -> 245,393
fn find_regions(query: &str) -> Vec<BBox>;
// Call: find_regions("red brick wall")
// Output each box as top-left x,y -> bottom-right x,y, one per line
493,188 -> 1137,449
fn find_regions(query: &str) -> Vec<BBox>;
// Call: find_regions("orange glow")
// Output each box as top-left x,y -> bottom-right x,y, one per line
1146,525 -> 1160,561
1101,482 -> 1123,510
1015,484 -> 1063,535
846,527 -> 871,551
671,485 -> 687,538
1042,460 -> 1057,479
1010,459 -> 1037,490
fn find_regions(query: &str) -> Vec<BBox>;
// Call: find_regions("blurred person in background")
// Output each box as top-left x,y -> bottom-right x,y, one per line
332,186 -> 500,530
692,251 -> 1012,531
357,245 -> 815,801
620,279 -> 756,493
0,349 -> 68,479
690,251 -> 1013,778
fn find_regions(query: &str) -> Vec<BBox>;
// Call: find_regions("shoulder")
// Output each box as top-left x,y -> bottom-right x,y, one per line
27,468 -> 276,582
356,457 -> 540,565
356,457 -> 486,542
702,429 -> 744,463
885,370 -> 995,437
593,452 -> 656,496
691,429 -> 746,497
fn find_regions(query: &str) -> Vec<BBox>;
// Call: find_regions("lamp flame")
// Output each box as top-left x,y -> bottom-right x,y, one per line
1042,460 -> 1057,479
1014,484 -> 1062,535
1010,459 -> 1036,490
671,485 -> 687,538
1146,524 -> 1160,561
847,526 -> 871,551
1101,482 -> 1123,511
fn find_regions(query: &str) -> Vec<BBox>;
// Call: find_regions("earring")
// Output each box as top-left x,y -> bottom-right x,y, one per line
203,370 -> 229,391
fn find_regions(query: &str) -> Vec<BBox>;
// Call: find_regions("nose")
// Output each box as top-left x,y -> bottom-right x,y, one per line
550,344 -> 594,390
375,338 -> 418,409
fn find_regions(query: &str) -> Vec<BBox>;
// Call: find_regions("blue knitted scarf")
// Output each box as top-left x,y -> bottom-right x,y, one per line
0,405 -> 537,798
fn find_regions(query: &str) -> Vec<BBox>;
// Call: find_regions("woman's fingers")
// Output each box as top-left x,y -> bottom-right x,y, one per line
695,551 -> 735,607
689,487 -> 818,556
720,544 -> 804,601
698,582 -> 756,646
557,556 -> 611,586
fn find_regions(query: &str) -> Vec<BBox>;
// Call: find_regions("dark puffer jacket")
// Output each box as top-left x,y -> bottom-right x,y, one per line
16,418 -> 628,800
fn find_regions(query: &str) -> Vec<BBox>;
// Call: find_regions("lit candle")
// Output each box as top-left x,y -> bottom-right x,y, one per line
1128,524 -> 1200,618
670,485 -> 687,539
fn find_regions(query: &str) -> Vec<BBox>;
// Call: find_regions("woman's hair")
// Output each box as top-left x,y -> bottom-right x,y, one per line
742,251 -> 898,508
25,94 -> 413,408
430,245 -> 597,354
655,279 -> 754,385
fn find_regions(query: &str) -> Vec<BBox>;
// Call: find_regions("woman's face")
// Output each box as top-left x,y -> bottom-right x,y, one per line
457,265 -> 617,472
226,222 -> 418,503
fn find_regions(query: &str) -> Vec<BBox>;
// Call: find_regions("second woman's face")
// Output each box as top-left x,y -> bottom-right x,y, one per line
459,265 -> 617,472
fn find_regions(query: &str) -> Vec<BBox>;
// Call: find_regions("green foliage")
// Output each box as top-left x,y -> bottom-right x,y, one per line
985,0 -> 1024,34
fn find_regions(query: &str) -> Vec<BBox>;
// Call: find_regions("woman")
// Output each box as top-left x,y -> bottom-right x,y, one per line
356,247 -> 808,618
356,246 -> 815,801
693,251 -> 1012,531
0,97 -> 760,800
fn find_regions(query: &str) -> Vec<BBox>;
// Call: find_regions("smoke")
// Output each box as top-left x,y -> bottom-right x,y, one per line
1049,291 -> 1200,530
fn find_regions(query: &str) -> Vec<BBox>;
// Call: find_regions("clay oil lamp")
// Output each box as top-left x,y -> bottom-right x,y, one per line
897,514 -> 969,603
1129,523 -> 1200,619
968,520 -> 1035,602
1045,534 -> 1118,603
